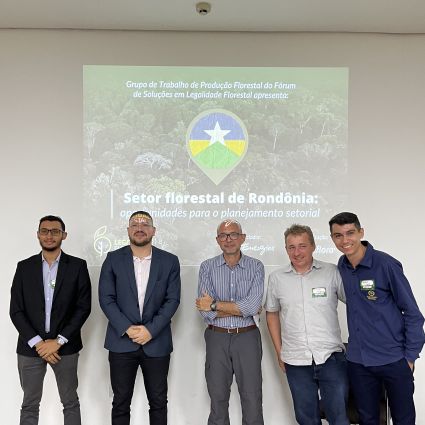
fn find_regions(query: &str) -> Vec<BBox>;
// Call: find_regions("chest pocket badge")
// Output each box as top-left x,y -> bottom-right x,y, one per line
360,279 -> 375,291
312,287 -> 327,298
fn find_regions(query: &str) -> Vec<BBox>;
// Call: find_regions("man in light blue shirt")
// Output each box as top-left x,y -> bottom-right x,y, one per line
196,219 -> 264,425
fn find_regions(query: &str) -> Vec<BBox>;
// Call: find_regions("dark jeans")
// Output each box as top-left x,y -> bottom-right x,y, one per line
109,347 -> 170,425
285,351 -> 349,425
348,358 -> 415,425
17,353 -> 81,425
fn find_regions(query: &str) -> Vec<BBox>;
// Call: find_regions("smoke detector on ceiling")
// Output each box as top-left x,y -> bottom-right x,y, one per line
196,2 -> 211,15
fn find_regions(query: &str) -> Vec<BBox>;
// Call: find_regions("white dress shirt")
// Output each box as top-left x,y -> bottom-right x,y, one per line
133,252 -> 152,319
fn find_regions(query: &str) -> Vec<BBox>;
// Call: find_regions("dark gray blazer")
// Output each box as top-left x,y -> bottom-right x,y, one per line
99,245 -> 181,356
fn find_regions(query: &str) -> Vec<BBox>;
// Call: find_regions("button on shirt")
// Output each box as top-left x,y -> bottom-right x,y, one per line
338,241 -> 425,367
265,259 -> 346,366
133,253 -> 152,320
28,253 -> 61,348
198,253 -> 264,328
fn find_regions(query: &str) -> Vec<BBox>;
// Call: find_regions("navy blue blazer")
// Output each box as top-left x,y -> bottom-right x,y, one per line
10,252 -> 92,357
99,245 -> 181,356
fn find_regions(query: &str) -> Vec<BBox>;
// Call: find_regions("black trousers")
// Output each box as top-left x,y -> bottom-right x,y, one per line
109,347 -> 170,425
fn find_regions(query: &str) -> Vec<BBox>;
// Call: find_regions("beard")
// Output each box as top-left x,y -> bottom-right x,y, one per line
129,234 -> 153,247
42,245 -> 60,252
39,241 -> 62,252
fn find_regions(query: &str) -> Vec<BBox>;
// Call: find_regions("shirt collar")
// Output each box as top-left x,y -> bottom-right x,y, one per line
42,251 -> 61,265
133,251 -> 152,261
216,252 -> 246,268
340,241 -> 373,269
358,241 -> 373,268
283,258 -> 321,274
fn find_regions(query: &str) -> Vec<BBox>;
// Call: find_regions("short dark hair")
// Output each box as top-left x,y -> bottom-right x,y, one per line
329,212 -> 361,232
39,215 -> 66,231
284,224 -> 315,246
129,210 -> 153,223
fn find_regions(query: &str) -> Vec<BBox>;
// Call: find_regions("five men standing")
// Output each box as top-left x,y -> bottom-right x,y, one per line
265,224 -> 349,425
196,220 -> 264,425
10,215 -> 92,425
99,211 -> 181,425
329,212 -> 425,425
9,210 -> 424,424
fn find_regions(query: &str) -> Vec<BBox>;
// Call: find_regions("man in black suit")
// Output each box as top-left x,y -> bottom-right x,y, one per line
10,215 -> 92,425
99,210 -> 181,425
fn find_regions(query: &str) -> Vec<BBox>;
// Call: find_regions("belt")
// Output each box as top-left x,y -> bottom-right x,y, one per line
207,325 -> 257,334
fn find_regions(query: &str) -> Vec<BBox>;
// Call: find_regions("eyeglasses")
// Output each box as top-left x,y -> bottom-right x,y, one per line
38,228 -> 64,236
129,223 -> 153,230
217,232 -> 242,241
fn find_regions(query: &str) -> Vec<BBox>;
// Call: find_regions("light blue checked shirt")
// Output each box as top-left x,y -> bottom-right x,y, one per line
28,253 -> 68,348
198,253 -> 264,328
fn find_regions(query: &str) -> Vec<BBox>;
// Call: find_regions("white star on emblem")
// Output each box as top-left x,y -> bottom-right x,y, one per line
204,122 -> 231,146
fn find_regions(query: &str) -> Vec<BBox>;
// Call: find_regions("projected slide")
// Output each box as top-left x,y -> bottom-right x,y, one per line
83,66 -> 348,266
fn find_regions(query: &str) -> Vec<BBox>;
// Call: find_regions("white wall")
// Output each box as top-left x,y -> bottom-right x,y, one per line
0,29 -> 424,424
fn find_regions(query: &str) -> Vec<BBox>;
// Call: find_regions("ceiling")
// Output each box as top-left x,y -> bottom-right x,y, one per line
1,0 -> 425,33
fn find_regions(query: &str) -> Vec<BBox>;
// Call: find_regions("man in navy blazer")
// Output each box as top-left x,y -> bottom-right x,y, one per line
99,210 -> 181,425
10,215 -> 91,425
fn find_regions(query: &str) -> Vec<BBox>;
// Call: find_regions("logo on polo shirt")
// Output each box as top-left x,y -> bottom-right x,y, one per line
367,290 -> 378,301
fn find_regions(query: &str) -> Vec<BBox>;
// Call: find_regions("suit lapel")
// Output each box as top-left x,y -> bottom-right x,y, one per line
143,246 -> 159,307
123,246 -> 139,300
52,251 -> 68,302
34,254 -> 45,304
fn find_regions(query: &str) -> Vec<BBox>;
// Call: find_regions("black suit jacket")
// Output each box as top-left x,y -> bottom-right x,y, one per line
10,251 -> 92,357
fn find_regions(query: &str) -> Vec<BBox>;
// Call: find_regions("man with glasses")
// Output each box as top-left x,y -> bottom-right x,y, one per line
196,219 -> 264,425
265,224 -> 349,425
99,210 -> 181,425
10,215 -> 92,425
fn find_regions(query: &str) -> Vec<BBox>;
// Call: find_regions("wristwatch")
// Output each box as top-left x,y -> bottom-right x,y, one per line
56,336 -> 66,346
210,300 -> 217,312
